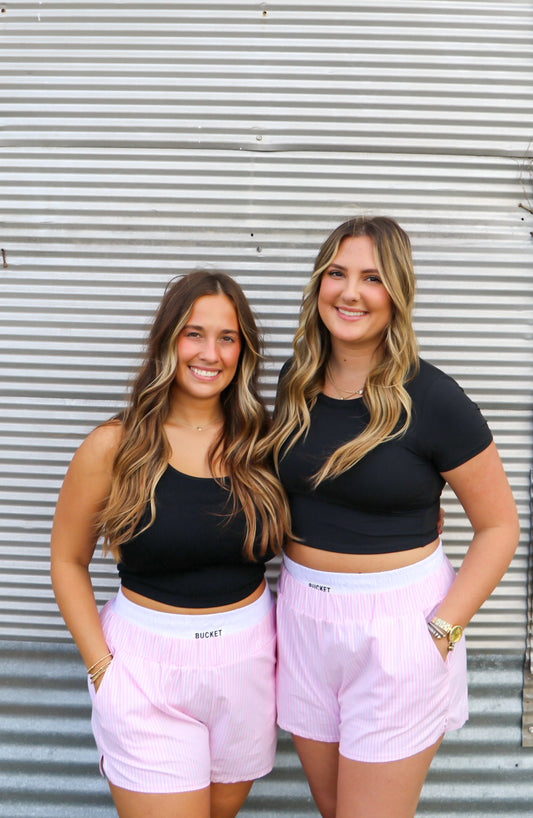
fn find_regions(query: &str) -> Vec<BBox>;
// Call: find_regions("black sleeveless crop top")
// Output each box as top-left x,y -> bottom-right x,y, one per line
278,358 -> 493,554
117,465 -> 274,607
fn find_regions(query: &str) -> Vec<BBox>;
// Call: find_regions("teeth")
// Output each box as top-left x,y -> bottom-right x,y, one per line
190,366 -> 219,378
337,308 -> 365,317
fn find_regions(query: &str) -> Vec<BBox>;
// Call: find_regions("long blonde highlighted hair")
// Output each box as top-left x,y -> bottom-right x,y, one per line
268,216 -> 419,484
98,270 -> 291,560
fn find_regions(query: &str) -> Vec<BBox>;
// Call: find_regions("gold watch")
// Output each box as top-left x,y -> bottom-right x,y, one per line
429,616 -> 463,651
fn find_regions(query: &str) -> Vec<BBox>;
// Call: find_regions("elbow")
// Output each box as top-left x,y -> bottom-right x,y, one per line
505,508 -> 520,550
50,558 -> 64,597
499,513 -> 521,561
50,555 -> 91,597
511,515 -> 521,552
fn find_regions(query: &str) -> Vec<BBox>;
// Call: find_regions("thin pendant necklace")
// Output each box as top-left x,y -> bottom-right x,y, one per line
326,364 -> 365,400
171,416 -> 223,432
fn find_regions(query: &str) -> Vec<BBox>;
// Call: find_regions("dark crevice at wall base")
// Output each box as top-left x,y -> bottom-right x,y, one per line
522,658 -> 533,746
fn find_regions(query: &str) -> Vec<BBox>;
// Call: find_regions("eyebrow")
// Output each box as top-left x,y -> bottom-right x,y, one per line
326,263 -> 380,274
184,324 -> 239,335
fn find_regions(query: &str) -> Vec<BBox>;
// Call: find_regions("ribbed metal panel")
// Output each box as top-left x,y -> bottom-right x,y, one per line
1,642 -> 531,817
1,2 -> 532,655
2,1 -> 532,153
521,472 -> 533,744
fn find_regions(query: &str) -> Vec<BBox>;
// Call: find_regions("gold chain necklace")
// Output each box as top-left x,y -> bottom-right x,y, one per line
171,416 -> 223,432
326,365 -> 365,400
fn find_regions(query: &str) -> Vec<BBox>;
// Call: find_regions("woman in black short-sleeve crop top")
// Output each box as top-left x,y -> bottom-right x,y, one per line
51,271 -> 292,817
268,216 -> 519,818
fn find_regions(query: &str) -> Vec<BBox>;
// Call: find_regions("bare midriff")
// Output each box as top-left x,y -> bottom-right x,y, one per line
120,577 -> 266,614
284,537 -> 440,573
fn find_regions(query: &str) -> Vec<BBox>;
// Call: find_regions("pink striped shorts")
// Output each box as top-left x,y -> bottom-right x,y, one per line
276,544 -> 468,763
89,584 -> 277,793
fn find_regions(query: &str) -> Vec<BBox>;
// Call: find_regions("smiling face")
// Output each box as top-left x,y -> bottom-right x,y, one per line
174,293 -> 242,403
317,235 -> 393,354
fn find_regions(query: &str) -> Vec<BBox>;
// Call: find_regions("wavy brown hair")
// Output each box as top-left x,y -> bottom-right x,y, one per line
268,216 -> 419,484
97,271 -> 291,561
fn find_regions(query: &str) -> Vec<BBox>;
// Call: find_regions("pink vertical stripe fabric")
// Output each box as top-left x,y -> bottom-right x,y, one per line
276,545 -> 468,762
89,586 -> 277,793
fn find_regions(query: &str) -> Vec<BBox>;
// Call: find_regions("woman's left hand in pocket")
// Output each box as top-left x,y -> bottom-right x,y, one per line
430,632 -> 449,662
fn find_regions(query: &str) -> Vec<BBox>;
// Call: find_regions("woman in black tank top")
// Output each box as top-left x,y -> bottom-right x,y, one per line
51,271 -> 291,818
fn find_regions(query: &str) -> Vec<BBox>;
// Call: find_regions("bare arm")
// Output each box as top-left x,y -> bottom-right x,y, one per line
431,441 -> 520,656
50,423 -> 122,685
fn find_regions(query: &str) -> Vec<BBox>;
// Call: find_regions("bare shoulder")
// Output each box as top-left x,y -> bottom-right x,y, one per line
71,419 -> 124,475
86,418 -> 124,450
52,420 -> 125,560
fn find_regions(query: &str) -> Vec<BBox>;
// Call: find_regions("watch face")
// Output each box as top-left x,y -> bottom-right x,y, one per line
449,625 -> 463,644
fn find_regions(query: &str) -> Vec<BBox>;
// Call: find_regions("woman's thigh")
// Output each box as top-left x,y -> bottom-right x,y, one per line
108,782 -> 210,818
211,780 -> 254,818
336,737 -> 443,818
291,735 -> 339,818
290,734 -> 443,818
109,780 -> 254,818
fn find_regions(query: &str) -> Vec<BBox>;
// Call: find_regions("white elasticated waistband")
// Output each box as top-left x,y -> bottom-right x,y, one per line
282,542 -> 445,594
112,583 -> 273,639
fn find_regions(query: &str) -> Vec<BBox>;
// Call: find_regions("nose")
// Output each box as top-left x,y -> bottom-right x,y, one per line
199,336 -> 219,362
342,275 -> 360,302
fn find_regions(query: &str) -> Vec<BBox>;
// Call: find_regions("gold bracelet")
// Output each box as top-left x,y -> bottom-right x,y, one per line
90,659 -> 113,685
87,652 -> 113,675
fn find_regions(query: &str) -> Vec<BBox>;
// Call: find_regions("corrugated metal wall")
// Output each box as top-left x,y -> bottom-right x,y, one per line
1,1 -> 533,815
1,4 -> 532,641
2,0 -> 531,648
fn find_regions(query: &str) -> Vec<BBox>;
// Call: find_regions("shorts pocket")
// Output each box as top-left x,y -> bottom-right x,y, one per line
420,612 -> 449,670
91,653 -> 118,705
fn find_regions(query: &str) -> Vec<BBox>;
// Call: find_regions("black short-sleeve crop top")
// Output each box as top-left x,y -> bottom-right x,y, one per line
118,465 -> 274,607
277,358 -> 493,554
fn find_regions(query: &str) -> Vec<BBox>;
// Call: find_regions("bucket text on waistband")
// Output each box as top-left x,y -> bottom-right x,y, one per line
308,582 -> 331,593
